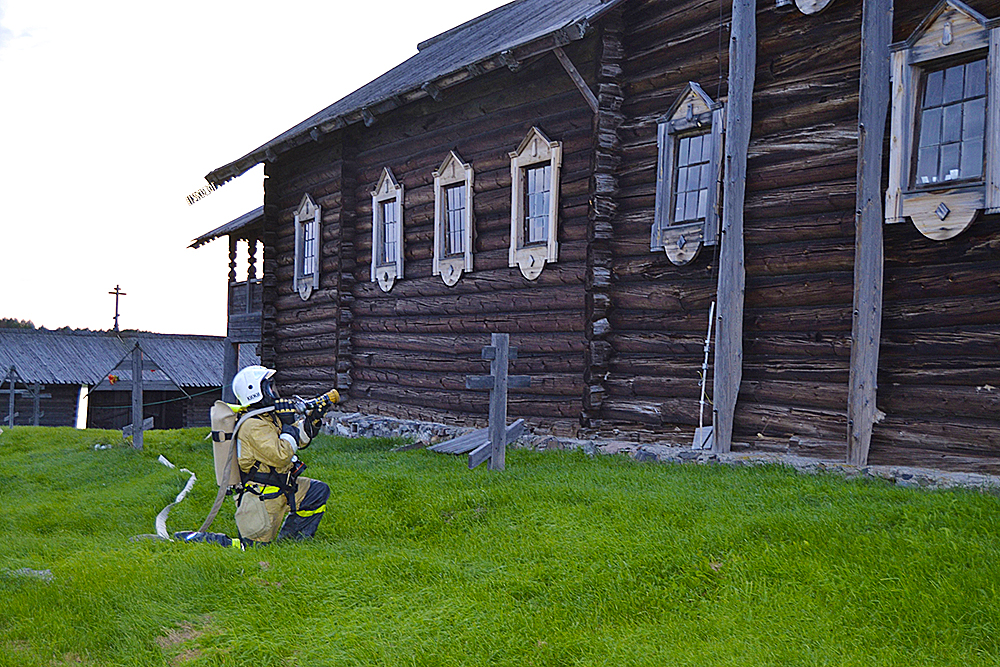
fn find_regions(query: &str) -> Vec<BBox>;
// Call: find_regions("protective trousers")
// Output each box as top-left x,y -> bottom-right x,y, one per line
277,478 -> 330,540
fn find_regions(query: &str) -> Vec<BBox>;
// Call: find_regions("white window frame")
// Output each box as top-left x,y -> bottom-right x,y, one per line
293,193 -> 321,300
509,126 -> 561,281
651,82 -> 724,266
371,167 -> 405,292
433,151 -> 474,286
885,0 -> 1000,240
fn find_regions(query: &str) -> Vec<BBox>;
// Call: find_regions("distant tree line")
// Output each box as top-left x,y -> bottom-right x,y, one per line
0,318 -> 35,329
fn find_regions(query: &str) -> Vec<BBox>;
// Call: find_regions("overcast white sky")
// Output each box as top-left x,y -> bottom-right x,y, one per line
0,0 -> 507,335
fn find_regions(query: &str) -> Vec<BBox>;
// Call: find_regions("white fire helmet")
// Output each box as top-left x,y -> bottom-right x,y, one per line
232,365 -> 277,408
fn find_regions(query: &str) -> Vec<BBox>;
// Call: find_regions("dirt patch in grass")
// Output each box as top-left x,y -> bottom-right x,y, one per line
157,616 -> 213,665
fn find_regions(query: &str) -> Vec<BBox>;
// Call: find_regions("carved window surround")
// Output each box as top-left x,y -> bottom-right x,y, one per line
651,82 -> 725,266
371,167 -> 404,292
886,0 -> 1000,240
433,151 -> 474,286
509,127 -> 562,280
293,193 -> 321,300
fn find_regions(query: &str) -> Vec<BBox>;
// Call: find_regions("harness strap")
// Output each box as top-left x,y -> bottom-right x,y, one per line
197,406 -> 273,533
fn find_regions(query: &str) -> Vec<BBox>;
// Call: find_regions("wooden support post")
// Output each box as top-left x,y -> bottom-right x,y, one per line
712,0 -> 755,453
32,381 -> 40,426
487,333 -> 510,471
222,338 -> 239,404
131,343 -> 144,450
6,367 -> 15,429
848,0 -> 892,466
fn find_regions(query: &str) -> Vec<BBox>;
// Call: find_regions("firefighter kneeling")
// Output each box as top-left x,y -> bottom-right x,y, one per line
231,365 -> 335,544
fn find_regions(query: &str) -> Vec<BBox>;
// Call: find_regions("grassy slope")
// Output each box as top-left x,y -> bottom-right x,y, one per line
0,426 -> 999,666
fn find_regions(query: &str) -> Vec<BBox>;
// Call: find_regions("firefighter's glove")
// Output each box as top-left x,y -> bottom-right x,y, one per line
304,412 -> 324,440
293,417 -> 312,449
274,398 -> 298,425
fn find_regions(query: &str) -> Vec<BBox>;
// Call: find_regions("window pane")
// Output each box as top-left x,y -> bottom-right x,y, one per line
962,98 -> 985,142
701,163 -> 713,189
382,201 -> 397,264
916,146 -> 939,185
697,189 -> 708,220
677,166 -> 689,193
688,135 -> 702,165
674,198 -> 685,222
961,138 -> 983,180
940,143 -> 960,181
943,64 -> 965,104
964,60 -> 986,98
684,191 -> 699,221
678,137 -> 690,166
923,69 -> 943,108
919,107 -> 941,147
445,184 -> 465,255
942,103 -> 962,144
525,165 -> 550,244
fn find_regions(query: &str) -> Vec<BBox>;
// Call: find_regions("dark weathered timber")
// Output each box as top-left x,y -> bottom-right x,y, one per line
584,10 -> 624,427
130,343 -> 144,450
846,0 -> 892,467
711,0 -> 754,454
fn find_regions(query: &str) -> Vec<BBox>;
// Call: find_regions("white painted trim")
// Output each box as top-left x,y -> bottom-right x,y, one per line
509,127 -> 562,280
432,151 -> 475,286
371,167 -> 405,292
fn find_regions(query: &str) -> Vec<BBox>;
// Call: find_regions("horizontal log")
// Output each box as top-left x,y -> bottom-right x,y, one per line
351,286 -> 584,318
351,368 -> 581,396
351,331 -> 584,356
352,349 -> 584,375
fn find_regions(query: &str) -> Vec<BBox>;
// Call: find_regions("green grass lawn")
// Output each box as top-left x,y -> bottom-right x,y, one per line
1,426 -> 999,666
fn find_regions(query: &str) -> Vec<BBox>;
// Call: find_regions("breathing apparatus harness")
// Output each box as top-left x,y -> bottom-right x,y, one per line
199,389 -> 339,533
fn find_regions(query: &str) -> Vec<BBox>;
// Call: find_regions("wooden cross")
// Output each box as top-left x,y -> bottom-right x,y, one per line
464,333 -> 530,471
109,285 -> 126,331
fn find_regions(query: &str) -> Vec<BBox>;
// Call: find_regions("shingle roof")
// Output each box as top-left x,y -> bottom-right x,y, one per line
205,0 -> 622,186
189,206 -> 263,249
0,329 -> 258,388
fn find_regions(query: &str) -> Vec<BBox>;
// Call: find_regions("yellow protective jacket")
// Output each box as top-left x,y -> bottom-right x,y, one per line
238,413 -> 296,475
236,412 -> 311,542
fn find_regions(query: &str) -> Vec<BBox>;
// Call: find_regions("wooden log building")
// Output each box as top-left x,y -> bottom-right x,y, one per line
0,328 -> 257,429
197,0 -> 1000,472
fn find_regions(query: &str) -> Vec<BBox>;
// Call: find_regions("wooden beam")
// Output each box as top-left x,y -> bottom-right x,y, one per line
712,0 -> 756,453
847,0 -> 893,466
131,343 -> 144,450
553,47 -> 599,114
487,333 -> 510,471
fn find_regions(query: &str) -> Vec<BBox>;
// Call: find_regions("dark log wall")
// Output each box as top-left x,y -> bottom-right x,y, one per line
733,0 -> 863,457
605,0 -> 731,440
264,139 -> 346,398
3,384 -> 78,427
265,37 -> 601,432
870,0 -> 1000,472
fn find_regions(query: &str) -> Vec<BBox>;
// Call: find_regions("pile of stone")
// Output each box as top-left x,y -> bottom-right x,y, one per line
321,410 -> 1000,492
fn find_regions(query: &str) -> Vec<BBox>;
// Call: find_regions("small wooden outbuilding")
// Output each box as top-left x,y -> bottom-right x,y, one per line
0,328 -> 257,429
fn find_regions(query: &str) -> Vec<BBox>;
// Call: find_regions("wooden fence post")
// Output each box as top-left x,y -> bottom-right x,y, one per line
131,342 -> 144,450
6,367 -> 15,429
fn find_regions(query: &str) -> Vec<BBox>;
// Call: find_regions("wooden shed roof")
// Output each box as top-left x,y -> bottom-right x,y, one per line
0,329 -> 258,387
205,0 -> 624,186
189,206 -> 263,249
